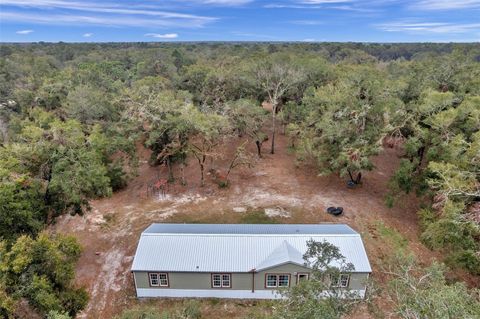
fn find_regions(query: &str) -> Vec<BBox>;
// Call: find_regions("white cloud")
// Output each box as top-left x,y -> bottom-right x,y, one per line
145,33 -> 179,38
412,0 -> 480,10
302,38 -> 316,41
15,29 -> 33,34
265,1 -> 378,12
1,11 -> 215,28
377,21 -> 480,34
83,32 -> 93,37
0,0 -> 216,28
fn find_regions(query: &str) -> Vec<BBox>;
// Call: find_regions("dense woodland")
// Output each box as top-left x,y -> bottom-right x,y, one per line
1,42 -> 480,318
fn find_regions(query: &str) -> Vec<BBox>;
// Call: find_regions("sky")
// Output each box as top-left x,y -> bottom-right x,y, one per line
0,0 -> 479,43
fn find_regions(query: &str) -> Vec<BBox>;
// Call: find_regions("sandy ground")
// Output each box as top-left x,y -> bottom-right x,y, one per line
52,132 -> 468,319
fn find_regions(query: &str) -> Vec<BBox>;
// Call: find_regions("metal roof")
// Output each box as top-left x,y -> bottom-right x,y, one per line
131,224 -> 372,273
143,223 -> 358,235
255,240 -> 305,271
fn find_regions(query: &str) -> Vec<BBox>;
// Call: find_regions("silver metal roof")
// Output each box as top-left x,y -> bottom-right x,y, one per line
255,240 -> 305,271
132,224 -> 372,273
143,223 -> 358,235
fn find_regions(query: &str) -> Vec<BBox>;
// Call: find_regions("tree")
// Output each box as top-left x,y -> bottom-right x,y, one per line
6,109 -> 113,217
65,84 -> 116,124
384,253 -> 480,319
0,233 -> 88,316
253,57 -> 304,154
125,87 -> 191,182
226,99 -> 269,157
186,107 -> 230,186
388,92 -> 480,273
0,170 -> 46,241
223,142 -> 254,186
294,67 -> 394,184
272,240 -> 359,319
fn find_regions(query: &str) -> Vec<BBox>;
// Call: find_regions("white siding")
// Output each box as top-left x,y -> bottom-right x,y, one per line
136,288 -> 366,299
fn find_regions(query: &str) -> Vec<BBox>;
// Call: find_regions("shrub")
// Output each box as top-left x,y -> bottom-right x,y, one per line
417,208 -> 436,230
446,250 -> 480,275
421,218 -> 477,251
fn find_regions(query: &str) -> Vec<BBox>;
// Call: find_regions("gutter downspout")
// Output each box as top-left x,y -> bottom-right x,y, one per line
132,271 -> 138,298
250,268 -> 256,293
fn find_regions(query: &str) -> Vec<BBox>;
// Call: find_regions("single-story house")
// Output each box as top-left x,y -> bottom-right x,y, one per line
131,223 -> 372,299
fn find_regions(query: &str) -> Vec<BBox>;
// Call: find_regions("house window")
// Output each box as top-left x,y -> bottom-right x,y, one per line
212,274 -> 231,288
297,273 -> 309,283
330,274 -> 350,288
266,274 -> 278,287
266,274 -> 290,288
149,273 -> 169,287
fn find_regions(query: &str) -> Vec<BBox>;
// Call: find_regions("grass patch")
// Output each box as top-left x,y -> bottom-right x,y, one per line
240,210 -> 277,224
374,221 -> 408,250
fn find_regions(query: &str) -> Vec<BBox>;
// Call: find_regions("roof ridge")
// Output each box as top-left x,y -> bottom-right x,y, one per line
141,233 -> 361,237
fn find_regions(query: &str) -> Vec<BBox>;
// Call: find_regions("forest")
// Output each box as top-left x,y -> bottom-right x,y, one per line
1,42 -> 480,319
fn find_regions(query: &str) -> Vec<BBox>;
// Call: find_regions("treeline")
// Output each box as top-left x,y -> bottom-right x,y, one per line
1,42 -> 479,317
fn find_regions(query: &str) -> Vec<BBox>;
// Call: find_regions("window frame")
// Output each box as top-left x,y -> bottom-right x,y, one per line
211,273 -> 232,288
265,273 -> 291,289
148,272 -> 170,287
330,273 -> 350,288
296,273 -> 310,284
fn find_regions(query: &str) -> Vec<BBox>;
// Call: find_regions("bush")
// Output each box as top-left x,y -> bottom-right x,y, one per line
421,218 -> 477,251
446,250 -> 480,275
390,159 -> 416,194
417,208 -> 435,230
107,161 -> 128,191
60,287 -> 89,317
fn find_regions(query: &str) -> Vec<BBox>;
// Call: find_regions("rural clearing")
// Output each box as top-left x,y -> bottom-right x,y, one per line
52,134 -> 453,319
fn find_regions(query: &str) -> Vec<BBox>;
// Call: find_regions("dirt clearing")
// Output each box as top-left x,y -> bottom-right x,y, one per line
52,133 -> 461,319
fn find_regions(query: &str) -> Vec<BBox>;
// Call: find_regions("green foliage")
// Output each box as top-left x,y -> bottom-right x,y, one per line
0,282 -> 16,319
2,42 -> 480,315
388,159 -> 417,194
386,65 -> 480,275
272,240 -> 359,319
0,233 -> 87,316
293,66 -> 392,182
417,208 -> 436,230
65,85 -> 116,124
385,253 -> 480,319
0,171 -> 46,241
